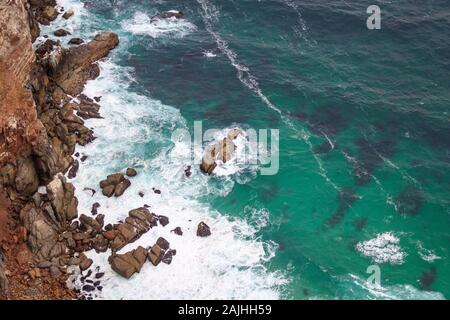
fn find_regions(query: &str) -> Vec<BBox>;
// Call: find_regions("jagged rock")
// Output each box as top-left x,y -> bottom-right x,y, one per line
52,32 -> 119,101
184,166 -> 192,177
171,227 -> 183,236
102,230 -> 117,241
126,168 -> 137,177
62,9 -> 74,19
99,173 -> 130,197
109,246 -> 147,279
162,249 -> 176,265
54,29 -> 71,37
46,173 -> 78,223
107,173 -> 124,185
148,244 -> 164,266
79,257 -> 93,271
76,96 -> 102,119
200,129 -> 241,174
92,234 -> 108,252
197,222 -> 211,237
79,214 -> 102,232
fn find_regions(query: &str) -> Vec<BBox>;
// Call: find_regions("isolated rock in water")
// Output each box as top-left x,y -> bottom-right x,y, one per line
197,222 -> 211,237
62,9 -> 74,19
68,159 -> 79,179
148,244 -> 164,266
126,168 -> 137,177
109,246 -> 147,279
68,38 -> 84,45
102,184 -> 115,198
91,202 -> 100,216
200,129 -> 241,174
153,11 -> 184,21
107,173 -> 125,185
162,249 -> 176,265
99,173 -> 130,197
54,29 -> 71,37
157,215 -> 169,227
171,227 -> 183,236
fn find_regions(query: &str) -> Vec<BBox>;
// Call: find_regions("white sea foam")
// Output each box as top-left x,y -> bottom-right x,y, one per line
122,12 -> 197,39
416,241 -> 442,263
356,232 -> 407,265
63,13 -> 287,298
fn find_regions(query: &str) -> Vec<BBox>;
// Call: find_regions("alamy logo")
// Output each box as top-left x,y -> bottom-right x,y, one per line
367,5 -> 381,30
366,265 -> 381,288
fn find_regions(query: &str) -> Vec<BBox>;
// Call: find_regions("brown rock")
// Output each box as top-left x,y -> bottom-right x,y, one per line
91,202 -> 100,215
107,173 -> 125,185
79,257 -> 93,271
126,168 -> 137,177
109,246 -> 147,279
62,9 -> 74,19
102,184 -> 115,197
54,29 -> 71,37
102,230 -> 118,240
114,178 -> 131,197
148,244 -> 164,266
156,237 -> 170,250
68,38 -> 84,45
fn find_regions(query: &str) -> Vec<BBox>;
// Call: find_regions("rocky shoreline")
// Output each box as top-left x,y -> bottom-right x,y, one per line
0,0 -> 120,299
0,0 -> 217,300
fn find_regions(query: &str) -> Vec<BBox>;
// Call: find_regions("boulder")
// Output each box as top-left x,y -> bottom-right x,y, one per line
107,173 -> 124,185
162,249 -> 176,265
114,178 -> 131,197
197,222 -> 211,237
68,159 -> 79,179
15,157 -> 39,197
109,246 -> 147,279
102,184 -> 115,197
62,9 -> 74,19
156,237 -> 170,250
68,38 -> 84,45
148,244 -> 164,266
126,168 -> 137,177
54,29 -> 71,37
171,227 -> 183,236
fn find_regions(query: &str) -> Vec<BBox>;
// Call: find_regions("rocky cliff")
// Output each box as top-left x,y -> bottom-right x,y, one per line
0,0 -> 118,299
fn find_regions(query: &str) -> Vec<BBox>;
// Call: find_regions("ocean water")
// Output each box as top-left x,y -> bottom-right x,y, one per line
37,0 -> 450,299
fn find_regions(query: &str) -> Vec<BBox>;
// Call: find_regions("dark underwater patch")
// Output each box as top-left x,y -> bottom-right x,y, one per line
326,188 -> 359,227
394,186 -> 425,216
313,141 -> 333,154
353,138 -> 396,186
420,267 -> 437,291
307,106 -> 347,137
353,218 -> 367,231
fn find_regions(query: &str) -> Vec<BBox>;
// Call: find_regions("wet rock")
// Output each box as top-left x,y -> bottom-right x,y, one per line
157,215 -> 169,227
155,11 -> 184,20
79,256 -> 93,271
197,222 -> 211,237
156,237 -> 170,250
95,272 -> 104,279
68,37 -> 84,45
82,285 -> 95,292
126,168 -> 137,177
200,129 -> 241,174
91,202 -> 100,215
68,159 -> 79,179
114,178 -> 131,197
171,227 -> 183,236
62,9 -> 74,19
109,246 -> 147,279
148,244 -> 164,266
138,191 -> 145,198
162,249 -> 176,265
184,165 -> 192,177
102,184 -> 115,198
94,96 -> 101,102
153,188 -> 161,194
54,28 -> 71,37
80,155 -> 88,162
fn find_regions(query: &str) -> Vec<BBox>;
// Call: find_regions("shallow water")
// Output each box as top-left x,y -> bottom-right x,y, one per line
39,0 -> 450,299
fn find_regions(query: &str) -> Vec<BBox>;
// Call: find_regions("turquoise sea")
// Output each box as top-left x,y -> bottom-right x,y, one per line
38,0 -> 450,299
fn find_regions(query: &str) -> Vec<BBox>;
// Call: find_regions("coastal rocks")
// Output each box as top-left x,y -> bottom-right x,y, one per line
197,222 -> 211,237
200,129 -> 241,174
52,32 -> 119,101
171,227 -> 183,236
15,157 -> 39,197
75,95 -> 102,119
29,1 -> 59,25
62,9 -> 74,20
68,159 -> 79,179
110,207 -> 157,251
99,173 -> 131,198
46,173 -> 78,223
54,29 -> 71,37
68,38 -> 84,45
109,246 -> 147,279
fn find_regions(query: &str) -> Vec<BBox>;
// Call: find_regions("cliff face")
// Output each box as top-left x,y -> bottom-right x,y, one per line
0,0 -> 119,299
